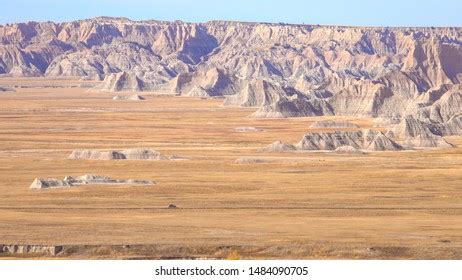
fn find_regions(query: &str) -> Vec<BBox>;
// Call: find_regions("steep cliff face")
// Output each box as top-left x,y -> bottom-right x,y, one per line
0,17 -> 461,123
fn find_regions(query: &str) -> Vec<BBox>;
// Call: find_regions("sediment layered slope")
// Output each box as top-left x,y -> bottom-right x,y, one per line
296,129 -> 404,151
0,17 -> 460,127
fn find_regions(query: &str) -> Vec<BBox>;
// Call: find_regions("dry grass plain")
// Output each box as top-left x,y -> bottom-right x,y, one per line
0,77 -> 461,259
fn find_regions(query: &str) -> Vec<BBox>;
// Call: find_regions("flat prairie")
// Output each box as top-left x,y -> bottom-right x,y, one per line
0,78 -> 461,259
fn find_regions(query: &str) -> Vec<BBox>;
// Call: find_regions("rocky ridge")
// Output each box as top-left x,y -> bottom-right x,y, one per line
0,17 -> 460,147
296,129 -> 403,151
258,129 -> 402,153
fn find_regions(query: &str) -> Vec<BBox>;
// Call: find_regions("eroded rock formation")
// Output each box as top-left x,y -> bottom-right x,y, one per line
260,140 -> 296,152
296,129 -> 403,151
68,149 -> 167,160
0,17 -> 460,144
391,116 -> 453,148
310,120 -> 360,129
334,145 -> 366,154
0,245 -> 63,255
30,174 -> 155,189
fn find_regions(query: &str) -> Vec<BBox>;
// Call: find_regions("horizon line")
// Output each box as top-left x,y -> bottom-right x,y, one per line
1,16 -> 462,29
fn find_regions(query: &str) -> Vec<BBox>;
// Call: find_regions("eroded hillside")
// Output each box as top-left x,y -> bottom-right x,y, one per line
0,17 -> 461,139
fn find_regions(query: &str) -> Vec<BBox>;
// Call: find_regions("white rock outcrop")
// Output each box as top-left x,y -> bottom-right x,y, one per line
310,120 -> 360,129
234,157 -> 269,164
112,94 -> 145,100
260,141 -> 296,152
0,245 -> 63,255
30,174 -> 155,189
334,145 -> 366,154
68,149 -> 167,160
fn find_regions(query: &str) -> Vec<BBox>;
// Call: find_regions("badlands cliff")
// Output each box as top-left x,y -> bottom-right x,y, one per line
296,129 -> 404,151
0,17 -> 460,134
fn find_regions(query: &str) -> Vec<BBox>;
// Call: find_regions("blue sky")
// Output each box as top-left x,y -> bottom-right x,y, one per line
1,0 -> 461,27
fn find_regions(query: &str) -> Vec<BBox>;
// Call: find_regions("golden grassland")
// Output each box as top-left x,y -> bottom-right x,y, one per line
0,77 -> 461,259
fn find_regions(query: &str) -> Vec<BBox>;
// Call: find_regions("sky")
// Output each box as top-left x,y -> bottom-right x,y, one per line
1,0 -> 461,27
